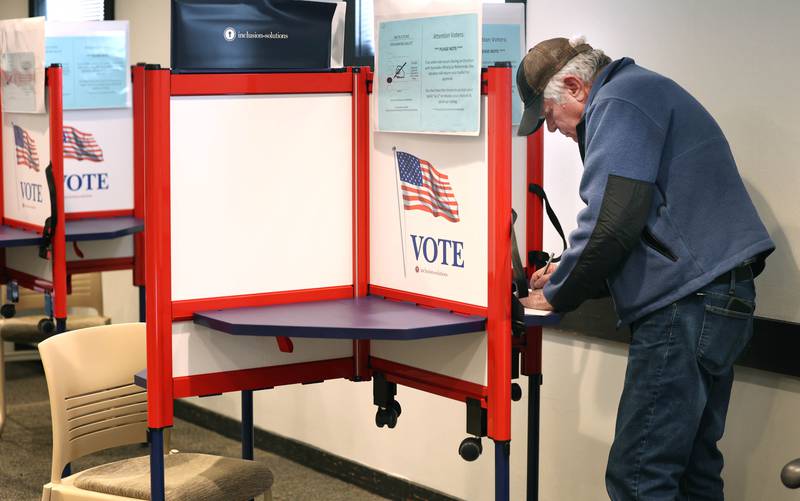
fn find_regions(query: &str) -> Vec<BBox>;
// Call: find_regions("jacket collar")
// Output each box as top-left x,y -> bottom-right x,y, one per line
576,57 -> 635,161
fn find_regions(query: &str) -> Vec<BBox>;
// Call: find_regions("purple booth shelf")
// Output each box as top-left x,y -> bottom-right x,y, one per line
193,295 -> 560,341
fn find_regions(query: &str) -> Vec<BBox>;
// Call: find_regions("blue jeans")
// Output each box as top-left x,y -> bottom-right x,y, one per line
606,276 -> 756,501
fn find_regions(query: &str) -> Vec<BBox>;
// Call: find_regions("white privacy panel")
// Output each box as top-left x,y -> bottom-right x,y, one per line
5,245 -> 52,282
66,235 -> 134,261
63,108 -> 134,213
2,109 -> 51,227
171,321 -> 354,377
371,331 -> 488,385
511,132 -> 527,258
169,94 -> 353,301
370,97 -> 489,308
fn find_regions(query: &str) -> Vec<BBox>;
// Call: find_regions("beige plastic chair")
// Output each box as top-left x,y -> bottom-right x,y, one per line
0,273 -> 111,436
39,323 -> 274,501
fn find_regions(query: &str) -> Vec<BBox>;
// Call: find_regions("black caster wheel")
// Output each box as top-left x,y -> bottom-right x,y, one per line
375,407 -> 398,429
511,382 -> 522,402
38,318 -> 56,335
458,437 -> 483,462
0,303 -> 15,318
391,400 -> 402,417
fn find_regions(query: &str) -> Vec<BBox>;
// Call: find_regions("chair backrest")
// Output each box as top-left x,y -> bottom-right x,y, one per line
8,272 -> 104,314
38,323 -> 147,483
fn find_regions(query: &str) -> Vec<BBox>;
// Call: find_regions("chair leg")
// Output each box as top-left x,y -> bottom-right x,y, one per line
0,340 -> 6,437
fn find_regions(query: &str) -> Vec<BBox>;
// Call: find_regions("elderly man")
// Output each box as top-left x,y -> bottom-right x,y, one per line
516,36 -> 774,500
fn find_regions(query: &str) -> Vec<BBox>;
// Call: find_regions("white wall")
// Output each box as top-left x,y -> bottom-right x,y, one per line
116,0 -> 171,67
98,1 -> 800,500
0,0 -> 26,20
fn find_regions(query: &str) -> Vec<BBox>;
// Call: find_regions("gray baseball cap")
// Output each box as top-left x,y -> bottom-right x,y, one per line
516,37 -> 594,136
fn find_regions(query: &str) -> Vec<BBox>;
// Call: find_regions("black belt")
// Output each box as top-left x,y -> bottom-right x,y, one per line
711,263 -> 754,285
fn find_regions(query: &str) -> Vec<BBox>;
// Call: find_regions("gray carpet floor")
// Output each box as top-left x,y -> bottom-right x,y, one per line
0,359 -> 388,501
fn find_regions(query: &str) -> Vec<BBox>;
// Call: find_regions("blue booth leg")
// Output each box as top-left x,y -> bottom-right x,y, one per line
242,390 -> 255,501
150,428 -> 165,501
138,286 -> 146,323
242,390 -> 254,460
495,440 -> 510,501
56,318 -> 66,334
528,374 -> 542,501
61,463 -> 71,478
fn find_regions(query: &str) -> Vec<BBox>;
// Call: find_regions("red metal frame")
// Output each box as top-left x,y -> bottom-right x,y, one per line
65,209 -> 134,220
143,68 -> 519,449
66,256 -> 134,275
145,68 -> 174,428
2,218 -> 45,234
132,64 -> 146,287
5,268 -> 53,293
522,131 -> 546,376
145,69 -> 364,429
170,72 -> 353,96
369,284 -> 487,317
48,66 -> 68,322
486,67 -> 513,441
172,358 -> 355,398
352,67 -> 371,380
371,357 -> 488,404
171,286 -> 354,321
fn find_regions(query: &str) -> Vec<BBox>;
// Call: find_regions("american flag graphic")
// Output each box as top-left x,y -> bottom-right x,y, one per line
396,150 -> 460,223
63,126 -> 104,162
13,125 -> 40,172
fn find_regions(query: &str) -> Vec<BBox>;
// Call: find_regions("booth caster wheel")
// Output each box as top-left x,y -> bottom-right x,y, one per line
0,304 -> 15,318
38,318 -> 56,335
375,401 -> 402,429
459,437 -> 483,461
511,382 -> 522,402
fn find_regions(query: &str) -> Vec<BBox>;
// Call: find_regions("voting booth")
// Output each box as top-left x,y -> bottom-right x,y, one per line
137,60 -> 555,501
0,64 -> 144,331
0,18 -> 144,331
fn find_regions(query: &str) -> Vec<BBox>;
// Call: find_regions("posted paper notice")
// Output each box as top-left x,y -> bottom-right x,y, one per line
46,33 -> 128,109
377,13 -> 480,135
482,24 -> 522,124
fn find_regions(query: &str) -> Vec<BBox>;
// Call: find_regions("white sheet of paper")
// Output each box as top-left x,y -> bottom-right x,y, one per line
524,307 -> 554,316
0,17 -> 46,114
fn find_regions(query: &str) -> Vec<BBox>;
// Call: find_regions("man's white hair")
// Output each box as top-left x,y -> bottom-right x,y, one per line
543,35 -> 609,102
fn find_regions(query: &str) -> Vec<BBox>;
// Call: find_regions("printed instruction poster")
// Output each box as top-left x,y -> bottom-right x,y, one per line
45,21 -> 130,109
376,12 -> 481,135
482,3 -> 525,125
0,17 -> 46,114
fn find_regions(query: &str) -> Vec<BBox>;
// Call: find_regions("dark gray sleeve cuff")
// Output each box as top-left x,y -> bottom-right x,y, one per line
549,175 -> 654,313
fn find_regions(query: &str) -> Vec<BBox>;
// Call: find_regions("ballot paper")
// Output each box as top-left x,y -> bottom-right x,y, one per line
524,307 -> 554,316
523,289 -> 556,316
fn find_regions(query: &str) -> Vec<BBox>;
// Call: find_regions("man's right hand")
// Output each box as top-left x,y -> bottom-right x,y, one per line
530,263 -> 558,290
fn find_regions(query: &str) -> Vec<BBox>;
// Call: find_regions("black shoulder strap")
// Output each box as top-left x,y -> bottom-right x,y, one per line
528,183 -> 567,269
39,163 -> 57,259
511,209 -> 528,299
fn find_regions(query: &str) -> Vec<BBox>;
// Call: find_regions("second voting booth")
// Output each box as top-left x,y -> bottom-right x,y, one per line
0,19 -> 145,331
0,64 -> 144,332
139,62 -> 555,500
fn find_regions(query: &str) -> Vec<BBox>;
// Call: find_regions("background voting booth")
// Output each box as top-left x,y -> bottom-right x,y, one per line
137,61 -> 555,501
0,63 -> 144,332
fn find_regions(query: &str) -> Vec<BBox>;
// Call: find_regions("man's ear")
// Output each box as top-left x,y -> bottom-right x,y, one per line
563,75 -> 589,103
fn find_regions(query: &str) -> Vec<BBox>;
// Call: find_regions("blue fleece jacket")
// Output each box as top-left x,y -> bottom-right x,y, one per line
542,58 -> 774,325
